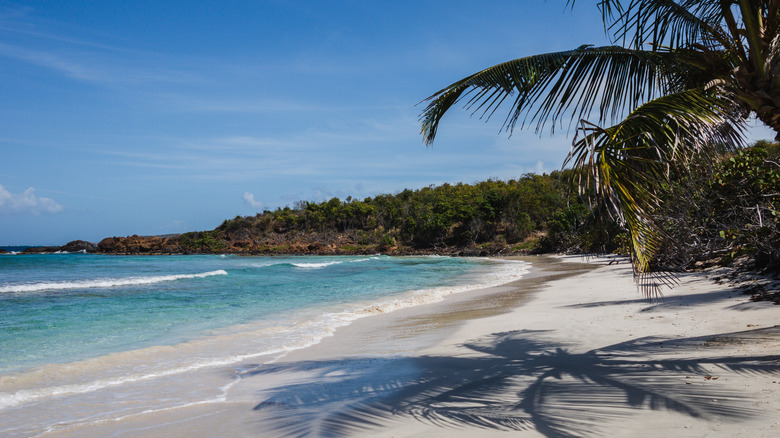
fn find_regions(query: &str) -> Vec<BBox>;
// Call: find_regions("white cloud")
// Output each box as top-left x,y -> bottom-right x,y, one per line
242,192 -> 263,209
0,185 -> 64,215
0,40 -> 202,87
0,43 -> 97,80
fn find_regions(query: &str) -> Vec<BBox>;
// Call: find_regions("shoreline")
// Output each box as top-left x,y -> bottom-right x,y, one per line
30,255 -> 780,436
1,255 -> 531,436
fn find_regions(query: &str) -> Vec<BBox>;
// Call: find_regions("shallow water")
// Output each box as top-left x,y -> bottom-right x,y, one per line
0,253 -> 529,436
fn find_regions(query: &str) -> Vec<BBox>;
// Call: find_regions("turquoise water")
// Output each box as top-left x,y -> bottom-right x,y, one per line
0,253 -> 528,433
0,253 -> 526,374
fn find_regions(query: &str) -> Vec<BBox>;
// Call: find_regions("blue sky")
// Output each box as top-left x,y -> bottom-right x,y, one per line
1,1 -> 774,245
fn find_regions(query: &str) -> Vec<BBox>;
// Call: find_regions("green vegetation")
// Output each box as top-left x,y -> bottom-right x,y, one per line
655,141 -> 780,272
420,1 -> 780,291
178,230 -> 227,252
198,171 -> 624,256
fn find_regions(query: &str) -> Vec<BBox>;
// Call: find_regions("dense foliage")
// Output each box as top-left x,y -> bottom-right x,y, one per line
655,141 -> 780,272
173,172 -> 623,256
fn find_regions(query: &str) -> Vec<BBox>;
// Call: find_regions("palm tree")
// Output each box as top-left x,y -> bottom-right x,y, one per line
420,1 -> 780,291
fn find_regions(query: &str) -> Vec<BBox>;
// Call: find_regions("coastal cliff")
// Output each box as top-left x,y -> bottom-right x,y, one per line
33,231 -> 514,257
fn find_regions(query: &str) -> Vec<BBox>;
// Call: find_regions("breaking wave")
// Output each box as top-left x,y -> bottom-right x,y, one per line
0,270 -> 228,294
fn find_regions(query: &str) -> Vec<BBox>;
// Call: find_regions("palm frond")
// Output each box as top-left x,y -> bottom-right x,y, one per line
421,46 -> 682,144
566,87 -> 745,294
605,0 -> 733,52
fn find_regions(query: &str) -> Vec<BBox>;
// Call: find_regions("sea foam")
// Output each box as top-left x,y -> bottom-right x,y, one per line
0,270 -> 227,294
290,261 -> 344,269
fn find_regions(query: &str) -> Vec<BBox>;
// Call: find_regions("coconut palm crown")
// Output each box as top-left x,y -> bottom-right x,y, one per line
420,0 -> 780,292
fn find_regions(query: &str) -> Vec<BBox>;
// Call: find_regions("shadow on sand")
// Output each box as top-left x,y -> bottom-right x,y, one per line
248,326 -> 780,437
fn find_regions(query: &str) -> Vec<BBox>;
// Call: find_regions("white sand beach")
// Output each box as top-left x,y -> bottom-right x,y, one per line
45,255 -> 779,437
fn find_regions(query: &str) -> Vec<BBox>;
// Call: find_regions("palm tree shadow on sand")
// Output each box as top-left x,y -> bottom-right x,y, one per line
248,326 -> 780,437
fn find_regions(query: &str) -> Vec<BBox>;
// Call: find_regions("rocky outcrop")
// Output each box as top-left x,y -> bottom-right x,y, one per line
88,228 -> 536,256
16,229 -> 534,257
11,230 -> 534,256
20,240 -> 98,254
98,235 -> 181,254
61,240 -> 98,253
20,246 -> 58,254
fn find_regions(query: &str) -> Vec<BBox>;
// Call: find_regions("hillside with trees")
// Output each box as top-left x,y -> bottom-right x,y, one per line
80,142 -> 779,282
162,170 -> 620,257
82,169 -> 620,257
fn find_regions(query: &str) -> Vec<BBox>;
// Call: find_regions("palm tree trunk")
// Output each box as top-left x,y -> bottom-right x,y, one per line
734,67 -> 780,139
755,104 -> 780,140
749,85 -> 780,139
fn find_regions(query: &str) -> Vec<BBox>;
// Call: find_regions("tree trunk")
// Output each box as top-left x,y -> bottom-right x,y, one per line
734,67 -> 780,140
754,102 -> 780,140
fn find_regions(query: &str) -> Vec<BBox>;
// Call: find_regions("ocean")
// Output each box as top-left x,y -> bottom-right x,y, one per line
0,252 -> 528,436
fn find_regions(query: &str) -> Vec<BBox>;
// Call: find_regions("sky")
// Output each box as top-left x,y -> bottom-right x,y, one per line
1,1 -> 775,245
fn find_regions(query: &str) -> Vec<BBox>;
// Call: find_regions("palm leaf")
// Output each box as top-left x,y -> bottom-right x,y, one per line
603,0 -> 733,52
566,87 -> 745,294
420,46 -> 684,144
